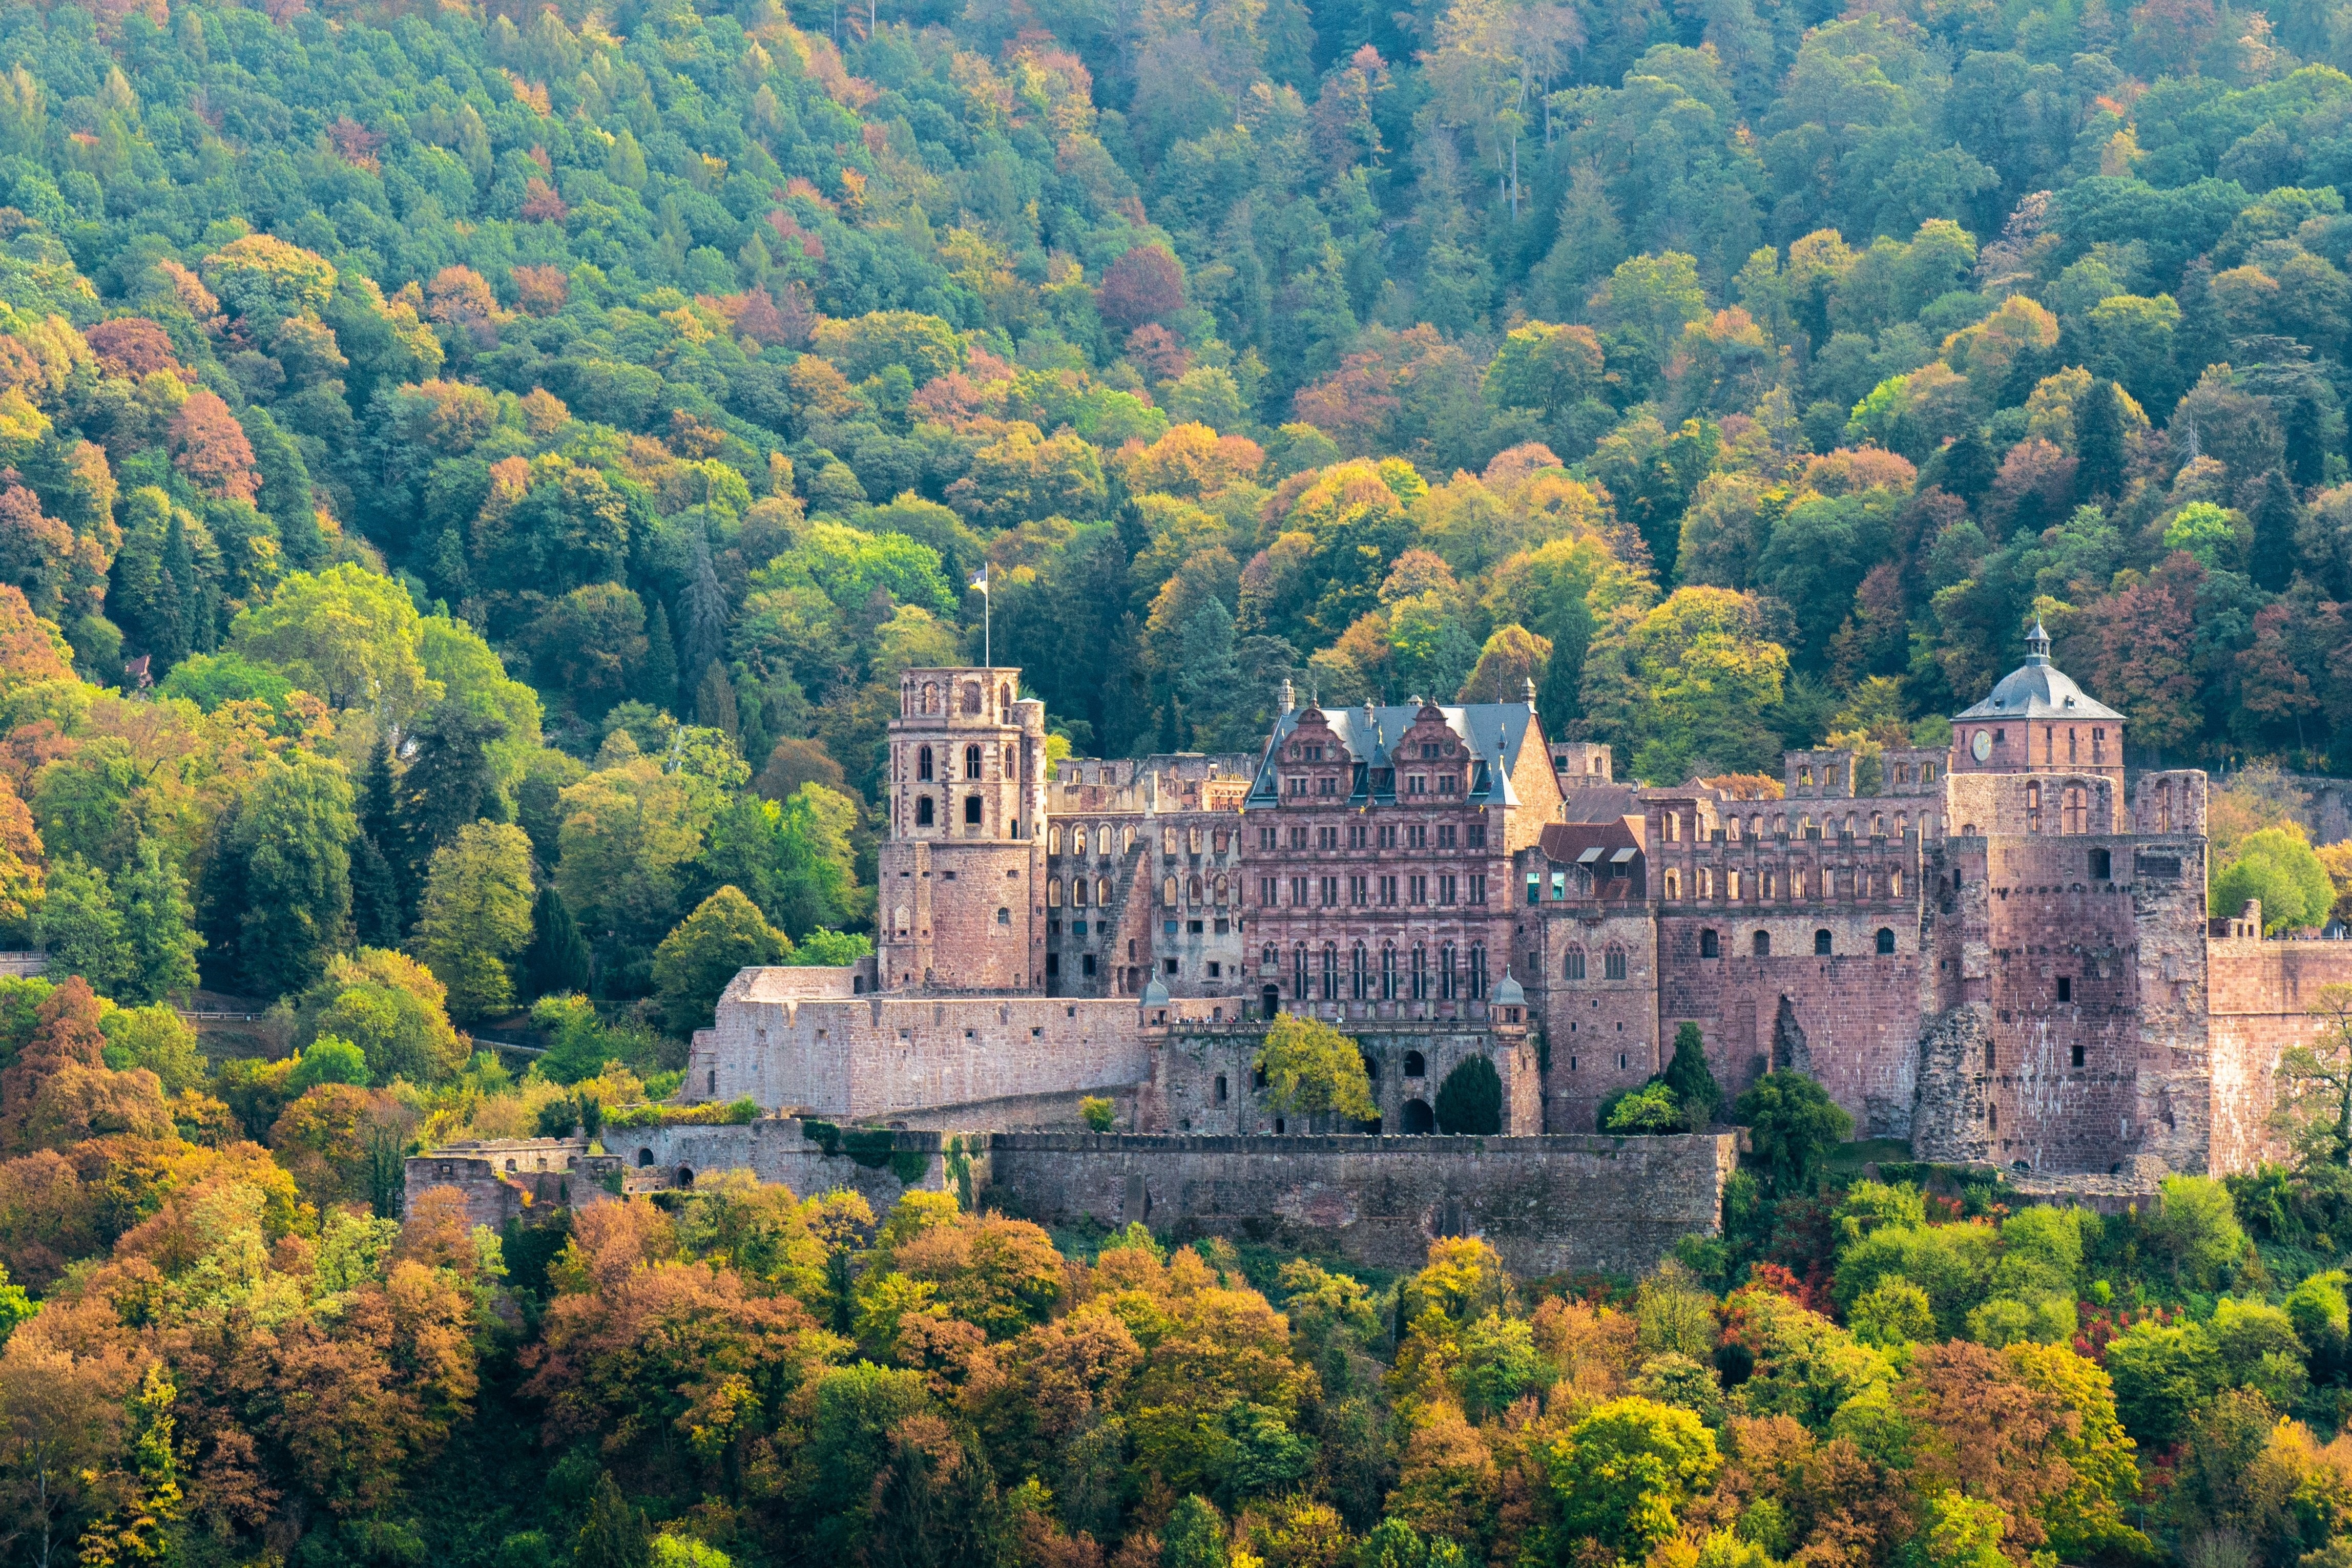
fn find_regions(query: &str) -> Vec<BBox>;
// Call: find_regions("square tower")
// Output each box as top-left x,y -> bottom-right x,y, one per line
878,668 -> 1047,993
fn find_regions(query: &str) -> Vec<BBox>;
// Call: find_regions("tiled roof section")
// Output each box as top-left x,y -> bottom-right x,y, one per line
1247,701 -> 1538,805
1535,818 -> 1647,902
1560,782 -> 1643,823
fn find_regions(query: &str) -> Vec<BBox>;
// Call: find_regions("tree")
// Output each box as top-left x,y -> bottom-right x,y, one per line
574,1473 -> 653,1568
1254,1014 -> 1377,1123
0,1310 -> 132,1568
29,856 -> 128,997
1434,1056 -> 1504,1135
2214,826 -> 2336,933
2280,986 -> 2352,1169
1161,1495 -> 1229,1568
1661,1022 -> 1721,1126
1540,1396 -> 1719,1563
304,949 -> 468,1085
1733,1071 -> 1854,1195
415,822 -> 535,1023
201,754 -> 356,998
227,565 -> 431,721
1456,624 -> 1552,703
111,840 -> 201,1004
1098,246 -> 1185,333
287,1034 -> 370,1092
652,888 -> 790,1036
525,885 -> 593,999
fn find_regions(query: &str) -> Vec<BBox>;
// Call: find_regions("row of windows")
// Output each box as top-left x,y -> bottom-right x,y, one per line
911,795 -> 990,828
1049,823 -> 1240,856
912,743 -> 1018,782
1266,941 -> 1489,1001
1558,926 -> 1897,975
1285,772 -> 1461,798
2022,781 -> 2100,834
1262,872 -> 1489,907
1656,866 -> 1904,901
1963,725 -> 2109,766
1661,808 -> 1940,842
902,678 -> 1012,717
1267,822 -> 1487,851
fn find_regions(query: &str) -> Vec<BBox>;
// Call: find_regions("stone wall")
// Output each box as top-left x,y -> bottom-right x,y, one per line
2204,936 -> 2352,1172
986,1132 -> 1739,1276
403,1141 -> 625,1230
692,982 -> 1155,1120
1143,1021 -> 1543,1134
1528,906 -> 1660,1131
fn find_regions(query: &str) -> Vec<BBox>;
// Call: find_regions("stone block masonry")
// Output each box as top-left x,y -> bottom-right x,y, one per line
413,1124 -> 1739,1279
986,1131 -> 1739,1277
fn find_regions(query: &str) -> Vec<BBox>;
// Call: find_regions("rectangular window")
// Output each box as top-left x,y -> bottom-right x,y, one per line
1349,875 -> 1368,906
1380,875 -> 1399,906
1467,823 -> 1487,848
1469,874 -> 1486,905
964,796 -> 983,824
1438,823 -> 1458,849
1551,871 -> 1566,900
1527,878 -> 1541,906
1320,875 -> 1339,907
1349,824 -> 1367,848
1409,775 -> 1427,795
1290,875 -> 1308,906
1438,875 -> 1458,905
1082,953 -> 1097,976
1259,826 -> 1277,850
1379,825 -> 1398,848
1260,876 -> 1278,906
1317,777 -> 1336,796
1439,775 -> 1458,795
1407,825 -> 1427,849
1409,874 -> 1428,904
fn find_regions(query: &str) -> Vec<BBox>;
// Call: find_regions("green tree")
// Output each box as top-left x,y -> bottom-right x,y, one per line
1434,1055 -> 1504,1135
575,1472 -> 653,1568
2214,826 -> 2336,933
99,1004 -> 206,1096
525,885 -> 593,999
30,854 -> 128,996
1161,1495 -> 1229,1568
202,754 -> 357,999
112,840 -> 201,1003
1661,1023 -> 1720,1126
1541,1396 -> 1719,1563
652,887 -> 790,1036
227,563 -> 433,723
1733,1071 -> 1854,1196
415,822 -> 536,1023
287,1034 -> 370,1092
1253,1013 -> 1377,1123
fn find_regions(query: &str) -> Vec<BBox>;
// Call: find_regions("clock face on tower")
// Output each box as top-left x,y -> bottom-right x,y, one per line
1971,730 -> 1992,762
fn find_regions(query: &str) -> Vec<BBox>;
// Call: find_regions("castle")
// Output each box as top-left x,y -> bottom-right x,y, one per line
673,631 -> 2347,1184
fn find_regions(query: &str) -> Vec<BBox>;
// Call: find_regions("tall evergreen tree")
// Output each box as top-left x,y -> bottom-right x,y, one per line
525,883 -> 591,998
2075,379 -> 2126,503
2249,468 -> 2302,593
642,599 -> 680,712
392,702 -> 508,916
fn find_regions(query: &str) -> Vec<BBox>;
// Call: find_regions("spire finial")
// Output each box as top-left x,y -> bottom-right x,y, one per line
1524,674 -> 1538,706
1280,676 -> 1295,714
2025,617 -> 2051,663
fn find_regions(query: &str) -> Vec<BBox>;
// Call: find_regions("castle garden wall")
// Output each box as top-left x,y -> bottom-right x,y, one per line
985,1132 -> 1739,1276
2204,936 -> 2352,1172
691,983 -> 1154,1121
1144,1021 -> 1543,1134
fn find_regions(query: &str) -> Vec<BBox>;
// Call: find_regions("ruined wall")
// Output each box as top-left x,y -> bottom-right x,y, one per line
1528,907 -> 1659,1131
403,1144 -> 623,1229
1657,908 -> 1928,1138
694,985 -> 1154,1120
1145,1022 -> 1543,1134
986,1132 -> 1739,1276
2204,937 -> 2352,1172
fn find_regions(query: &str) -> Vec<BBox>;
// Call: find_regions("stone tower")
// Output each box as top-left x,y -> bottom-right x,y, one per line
879,667 -> 1048,992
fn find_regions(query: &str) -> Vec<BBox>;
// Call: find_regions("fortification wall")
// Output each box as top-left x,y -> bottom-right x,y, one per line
2204,937 -> 2352,1172
1655,908 -> 1928,1138
1145,1023 -> 1542,1134
695,985 -> 1153,1120
986,1132 -> 1738,1276
1528,908 -> 1658,1131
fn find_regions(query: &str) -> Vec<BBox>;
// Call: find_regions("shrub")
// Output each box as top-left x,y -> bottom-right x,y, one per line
1079,1095 -> 1116,1132
1254,1013 -> 1377,1122
1434,1055 -> 1504,1135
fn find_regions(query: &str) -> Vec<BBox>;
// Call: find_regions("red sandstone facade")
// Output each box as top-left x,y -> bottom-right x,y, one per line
700,644 -> 2352,1179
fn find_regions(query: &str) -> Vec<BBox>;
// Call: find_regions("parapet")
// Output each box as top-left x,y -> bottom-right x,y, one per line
2132,770 -> 2209,836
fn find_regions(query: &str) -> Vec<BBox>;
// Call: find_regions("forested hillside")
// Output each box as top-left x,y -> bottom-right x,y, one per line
5,0 -> 2352,1561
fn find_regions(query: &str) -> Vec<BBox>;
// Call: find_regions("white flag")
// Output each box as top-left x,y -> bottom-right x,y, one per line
970,568 -> 989,594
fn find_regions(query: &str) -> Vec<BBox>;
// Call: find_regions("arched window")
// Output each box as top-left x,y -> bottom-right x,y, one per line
1664,869 -> 1681,898
1890,871 -> 1903,896
1605,947 -> 1627,980
1215,875 -> 1229,904
1097,876 -> 1112,906
1753,930 -> 1770,956
1896,812 -> 1908,837
1322,944 -> 1339,1000
962,682 -> 981,713
1005,744 -> 1017,775
1698,867 -> 1713,898
998,683 -> 1011,712
917,797 -> 934,826
1845,813 -> 1858,838
1049,825 -> 1063,853
1404,1050 -> 1427,1078
1871,813 -> 1885,837
1382,944 -> 1398,998
1124,826 -> 1136,853
1188,875 -> 1203,902
1565,947 -> 1586,980
922,681 -> 938,714
1071,877 -> 1087,907
1162,876 -> 1179,905
1402,1099 -> 1434,1132
1262,944 -> 1278,971
1294,945 -> 1308,999
1412,945 -> 1428,999
1048,877 -> 1062,907
1815,929 -> 1833,955
1876,927 -> 1896,954
1351,942 -> 1367,999
1189,827 -> 1204,854
1162,827 -> 1177,854
1469,944 -> 1487,999
2064,785 -> 2087,835
966,745 -> 984,780
1440,943 -> 1458,999
1700,929 -> 1719,957
918,745 -> 934,781
2027,780 -> 2043,833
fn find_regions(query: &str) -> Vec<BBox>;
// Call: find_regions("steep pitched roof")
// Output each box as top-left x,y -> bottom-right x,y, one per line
1246,701 -> 1538,806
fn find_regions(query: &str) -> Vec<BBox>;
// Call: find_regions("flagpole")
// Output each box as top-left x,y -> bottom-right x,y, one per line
984,561 -> 991,668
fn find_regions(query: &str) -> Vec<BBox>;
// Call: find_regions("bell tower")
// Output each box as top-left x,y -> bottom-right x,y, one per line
879,667 -> 1047,992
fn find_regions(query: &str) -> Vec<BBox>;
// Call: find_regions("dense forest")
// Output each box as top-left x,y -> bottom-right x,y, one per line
4,0 -> 2352,1559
